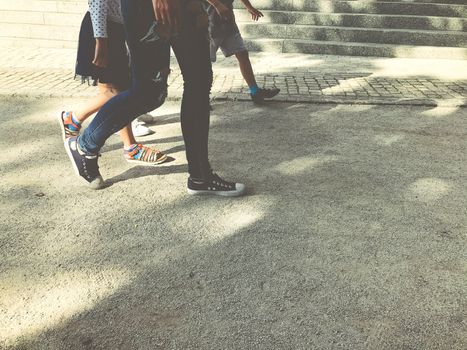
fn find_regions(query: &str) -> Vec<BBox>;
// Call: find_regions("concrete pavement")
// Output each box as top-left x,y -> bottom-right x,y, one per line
0,95 -> 466,349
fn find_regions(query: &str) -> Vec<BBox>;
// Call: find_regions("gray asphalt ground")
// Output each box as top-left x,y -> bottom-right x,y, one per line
1,96 -> 466,349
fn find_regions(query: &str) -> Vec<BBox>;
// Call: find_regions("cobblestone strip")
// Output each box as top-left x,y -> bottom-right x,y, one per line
0,68 -> 466,107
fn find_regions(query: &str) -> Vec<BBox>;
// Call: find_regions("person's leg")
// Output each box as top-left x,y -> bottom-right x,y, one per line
119,124 -> 136,147
235,50 -> 280,102
79,83 -> 168,165
171,4 -> 213,181
86,83 -> 167,164
76,0 -> 170,156
171,1 -> 245,196
73,84 -> 119,123
93,83 -> 137,148
58,83 -> 117,140
234,50 -> 257,89
64,0 -> 170,187
224,33 -> 279,103
60,82 -> 138,146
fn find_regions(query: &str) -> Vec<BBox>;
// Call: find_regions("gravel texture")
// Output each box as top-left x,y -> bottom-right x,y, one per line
1,96 -> 466,349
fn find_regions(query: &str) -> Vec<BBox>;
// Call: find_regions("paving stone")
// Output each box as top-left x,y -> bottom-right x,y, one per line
0,47 -> 465,107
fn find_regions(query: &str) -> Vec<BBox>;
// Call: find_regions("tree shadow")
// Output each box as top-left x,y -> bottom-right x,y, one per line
2,86 -> 467,350
108,162 -> 186,185
149,113 -> 180,126
99,135 -> 185,155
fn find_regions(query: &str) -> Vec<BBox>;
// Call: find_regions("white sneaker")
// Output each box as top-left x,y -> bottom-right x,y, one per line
132,120 -> 153,137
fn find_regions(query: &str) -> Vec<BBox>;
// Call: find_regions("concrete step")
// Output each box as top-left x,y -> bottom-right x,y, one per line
16,11 -> 464,48
0,10 -> 83,26
3,0 -> 465,18
368,0 -> 467,4
0,23 -> 79,42
238,23 -> 467,47
1,0 -> 465,60
243,38 -> 467,59
233,1 -> 467,18
0,0 -> 85,14
234,10 -> 467,32
0,36 -> 77,49
3,35 -> 465,60
1,7 -> 465,33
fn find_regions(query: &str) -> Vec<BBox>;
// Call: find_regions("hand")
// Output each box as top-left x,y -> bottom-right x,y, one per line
92,38 -> 109,68
214,1 -> 234,21
153,0 -> 181,31
247,6 -> 263,21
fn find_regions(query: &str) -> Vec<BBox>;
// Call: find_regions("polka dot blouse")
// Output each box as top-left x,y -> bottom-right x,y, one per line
88,0 -> 123,38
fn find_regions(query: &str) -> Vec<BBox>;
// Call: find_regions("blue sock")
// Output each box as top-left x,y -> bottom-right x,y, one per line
249,85 -> 258,95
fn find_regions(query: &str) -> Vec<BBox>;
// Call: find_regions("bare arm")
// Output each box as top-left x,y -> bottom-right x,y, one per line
238,0 -> 263,21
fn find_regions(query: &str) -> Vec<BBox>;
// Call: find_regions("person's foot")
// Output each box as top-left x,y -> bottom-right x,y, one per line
187,173 -> 246,197
64,137 -> 105,190
58,111 -> 81,140
250,87 -> 280,104
124,144 -> 168,165
131,120 -> 154,137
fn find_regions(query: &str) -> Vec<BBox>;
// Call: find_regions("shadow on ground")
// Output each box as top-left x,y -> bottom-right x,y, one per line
1,97 -> 466,350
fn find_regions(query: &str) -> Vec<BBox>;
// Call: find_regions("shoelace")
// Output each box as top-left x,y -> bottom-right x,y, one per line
210,174 -> 234,190
82,154 -> 101,179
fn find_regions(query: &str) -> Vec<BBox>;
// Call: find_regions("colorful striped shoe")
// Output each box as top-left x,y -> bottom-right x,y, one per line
58,111 -> 81,141
124,144 -> 168,165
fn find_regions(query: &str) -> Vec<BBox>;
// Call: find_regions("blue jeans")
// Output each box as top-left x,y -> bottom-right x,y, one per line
78,0 -> 213,180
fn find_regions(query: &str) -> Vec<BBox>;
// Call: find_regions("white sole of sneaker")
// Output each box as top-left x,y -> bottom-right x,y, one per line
64,138 -> 80,177
187,189 -> 245,197
187,185 -> 246,197
64,139 -> 105,190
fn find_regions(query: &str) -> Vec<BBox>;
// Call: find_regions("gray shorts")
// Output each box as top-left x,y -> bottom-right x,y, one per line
210,32 -> 246,62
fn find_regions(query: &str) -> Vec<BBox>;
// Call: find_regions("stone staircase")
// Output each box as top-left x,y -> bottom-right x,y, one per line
0,0 -> 466,59
233,0 -> 467,58
0,0 -> 86,49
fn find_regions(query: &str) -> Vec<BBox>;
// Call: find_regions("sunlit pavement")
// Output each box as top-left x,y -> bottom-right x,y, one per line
0,47 -> 466,106
1,95 -> 466,349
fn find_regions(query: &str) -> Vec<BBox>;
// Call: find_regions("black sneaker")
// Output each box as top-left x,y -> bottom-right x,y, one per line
187,173 -> 246,197
64,137 -> 105,190
251,87 -> 280,104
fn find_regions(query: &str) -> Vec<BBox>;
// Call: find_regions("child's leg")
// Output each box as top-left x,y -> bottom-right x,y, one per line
234,48 -> 280,103
73,83 -> 119,123
59,82 -> 119,139
71,83 -> 139,148
95,84 -> 167,165
119,124 -> 137,148
234,50 -> 257,90
69,83 -> 134,147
